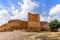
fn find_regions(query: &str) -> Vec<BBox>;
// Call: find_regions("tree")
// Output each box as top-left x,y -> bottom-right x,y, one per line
49,20 -> 59,31
55,22 -> 60,28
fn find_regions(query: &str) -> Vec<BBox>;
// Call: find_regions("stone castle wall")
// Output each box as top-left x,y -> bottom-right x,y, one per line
0,13 -> 49,32
0,20 -> 28,31
40,22 -> 49,31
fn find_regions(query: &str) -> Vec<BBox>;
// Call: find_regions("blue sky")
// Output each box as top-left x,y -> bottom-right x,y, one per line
0,0 -> 60,25
32,0 -> 60,15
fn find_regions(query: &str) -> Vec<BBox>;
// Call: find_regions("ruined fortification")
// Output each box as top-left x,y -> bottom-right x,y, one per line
40,22 -> 49,31
28,13 -> 41,31
0,12 -> 49,32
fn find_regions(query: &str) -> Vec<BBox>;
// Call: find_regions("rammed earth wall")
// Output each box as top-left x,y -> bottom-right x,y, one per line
28,13 -> 41,31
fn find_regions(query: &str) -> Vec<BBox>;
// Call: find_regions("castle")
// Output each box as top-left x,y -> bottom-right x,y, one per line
0,13 -> 49,31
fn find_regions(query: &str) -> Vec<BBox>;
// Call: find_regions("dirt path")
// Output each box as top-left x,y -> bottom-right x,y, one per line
0,30 -> 60,40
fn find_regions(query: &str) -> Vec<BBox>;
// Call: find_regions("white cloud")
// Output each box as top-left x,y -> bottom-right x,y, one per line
40,15 -> 47,21
21,0 -> 38,11
0,10 -> 10,26
49,4 -> 60,15
11,0 -> 39,21
47,4 -> 60,22
11,5 -> 15,10
11,9 -> 19,15
18,2 -> 22,6
47,16 -> 60,22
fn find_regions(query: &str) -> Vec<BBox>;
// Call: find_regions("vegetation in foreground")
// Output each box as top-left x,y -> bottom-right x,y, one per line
49,20 -> 60,32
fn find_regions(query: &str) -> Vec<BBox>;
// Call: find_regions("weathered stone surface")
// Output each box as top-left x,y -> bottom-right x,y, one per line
20,21 -> 28,29
0,12 -> 50,32
28,13 -> 41,31
0,20 -> 28,31
40,22 -> 49,31
8,20 -> 27,29
28,13 -> 40,22
28,22 -> 40,27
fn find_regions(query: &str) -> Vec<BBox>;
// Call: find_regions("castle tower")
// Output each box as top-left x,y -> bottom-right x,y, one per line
28,13 -> 41,31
